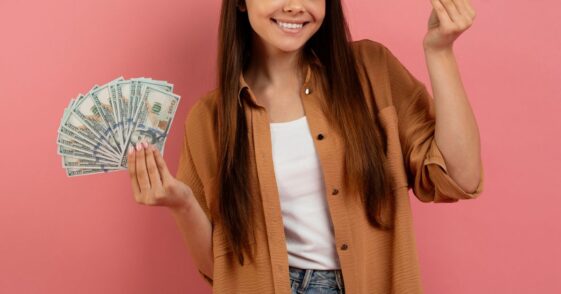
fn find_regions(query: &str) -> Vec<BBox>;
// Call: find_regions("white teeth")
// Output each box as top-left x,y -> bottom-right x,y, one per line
276,20 -> 304,30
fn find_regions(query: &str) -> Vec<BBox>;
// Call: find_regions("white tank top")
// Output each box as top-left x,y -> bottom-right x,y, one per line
269,115 -> 341,270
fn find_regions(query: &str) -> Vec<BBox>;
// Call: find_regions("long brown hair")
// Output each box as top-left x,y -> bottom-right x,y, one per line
215,0 -> 393,266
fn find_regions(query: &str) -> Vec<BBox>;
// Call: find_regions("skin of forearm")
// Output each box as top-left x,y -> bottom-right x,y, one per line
169,195 -> 213,280
424,47 -> 482,193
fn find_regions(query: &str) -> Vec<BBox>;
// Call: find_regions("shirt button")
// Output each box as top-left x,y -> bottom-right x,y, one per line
332,188 -> 339,195
340,244 -> 349,250
317,133 -> 324,140
304,88 -> 312,95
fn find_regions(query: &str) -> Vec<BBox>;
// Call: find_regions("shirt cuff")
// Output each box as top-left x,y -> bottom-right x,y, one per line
423,139 -> 484,203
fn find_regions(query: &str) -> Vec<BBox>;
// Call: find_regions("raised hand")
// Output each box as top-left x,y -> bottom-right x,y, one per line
127,140 -> 193,210
424,0 -> 476,52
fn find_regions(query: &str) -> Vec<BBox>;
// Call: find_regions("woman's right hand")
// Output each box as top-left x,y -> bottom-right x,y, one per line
127,140 -> 193,210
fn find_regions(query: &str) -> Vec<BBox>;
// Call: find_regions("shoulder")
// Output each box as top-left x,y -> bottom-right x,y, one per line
180,88 -> 220,179
350,38 -> 390,62
350,38 -> 425,102
349,38 -> 414,78
350,38 -> 405,73
185,88 -> 219,122
183,88 -> 219,136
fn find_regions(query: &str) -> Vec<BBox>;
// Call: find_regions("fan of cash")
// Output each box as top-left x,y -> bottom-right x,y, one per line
57,76 -> 180,177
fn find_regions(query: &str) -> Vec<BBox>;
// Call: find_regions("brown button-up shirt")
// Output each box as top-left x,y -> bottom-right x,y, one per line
176,39 -> 485,293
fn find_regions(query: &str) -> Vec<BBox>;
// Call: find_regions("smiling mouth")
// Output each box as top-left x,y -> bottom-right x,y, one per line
271,18 -> 310,30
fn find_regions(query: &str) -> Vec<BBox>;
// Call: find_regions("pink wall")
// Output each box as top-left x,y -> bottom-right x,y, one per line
1,0 -> 559,293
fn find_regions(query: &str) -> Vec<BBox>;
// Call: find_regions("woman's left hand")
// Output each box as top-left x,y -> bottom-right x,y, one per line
423,0 -> 476,52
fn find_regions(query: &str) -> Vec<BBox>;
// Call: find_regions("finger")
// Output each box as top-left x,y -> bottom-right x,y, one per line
153,146 -> 174,183
451,0 -> 473,22
438,0 -> 462,22
145,143 -> 163,193
452,0 -> 466,14
135,141 -> 151,193
462,0 -> 476,19
431,0 -> 454,26
450,0 -> 474,29
127,145 -> 142,201
431,0 -> 453,27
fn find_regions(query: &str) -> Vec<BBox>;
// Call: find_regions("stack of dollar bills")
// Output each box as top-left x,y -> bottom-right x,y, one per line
57,77 -> 180,177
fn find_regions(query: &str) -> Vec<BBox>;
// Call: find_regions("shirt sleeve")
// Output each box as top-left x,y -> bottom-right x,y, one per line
381,42 -> 484,203
175,102 -> 214,286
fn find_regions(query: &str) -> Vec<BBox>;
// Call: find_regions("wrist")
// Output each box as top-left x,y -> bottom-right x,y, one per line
423,44 -> 455,57
168,188 -> 195,214
168,201 -> 192,217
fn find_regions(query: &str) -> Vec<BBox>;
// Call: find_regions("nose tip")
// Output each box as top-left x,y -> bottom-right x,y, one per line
283,1 -> 304,13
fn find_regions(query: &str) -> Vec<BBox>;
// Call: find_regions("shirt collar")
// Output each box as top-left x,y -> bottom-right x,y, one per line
238,52 -> 322,108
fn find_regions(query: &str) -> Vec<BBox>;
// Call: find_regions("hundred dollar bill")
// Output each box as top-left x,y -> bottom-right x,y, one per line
58,76 -> 180,177
65,167 -> 121,177
90,77 -> 125,151
106,77 -> 126,146
62,155 -> 122,169
72,87 -> 121,155
110,80 -> 132,146
57,144 -> 118,164
128,79 -> 173,137
120,85 -> 180,167
57,131 -> 119,161
59,104 -> 121,159
109,79 -> 168,145
60,98 -> 120,158
58,98 -> 109,156
57,103 -> 120,161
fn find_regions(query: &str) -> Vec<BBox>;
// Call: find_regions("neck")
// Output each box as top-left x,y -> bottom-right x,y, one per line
244,33 -> 306,91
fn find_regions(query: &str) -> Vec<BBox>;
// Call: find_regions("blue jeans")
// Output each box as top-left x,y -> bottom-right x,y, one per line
289,266 -> 346,294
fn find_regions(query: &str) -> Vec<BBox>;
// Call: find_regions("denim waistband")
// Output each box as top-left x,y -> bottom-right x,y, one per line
289,266 -> 345,291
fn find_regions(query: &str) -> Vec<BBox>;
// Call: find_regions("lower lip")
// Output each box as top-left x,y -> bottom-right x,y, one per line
271,19 -> 307,35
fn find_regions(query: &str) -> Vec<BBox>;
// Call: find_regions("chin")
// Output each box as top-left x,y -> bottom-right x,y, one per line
269,39 -> 308,54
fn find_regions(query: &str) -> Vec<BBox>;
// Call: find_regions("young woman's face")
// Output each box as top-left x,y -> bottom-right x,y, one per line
242,0 -> 325,54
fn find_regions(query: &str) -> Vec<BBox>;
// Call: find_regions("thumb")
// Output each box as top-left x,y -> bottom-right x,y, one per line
428,9 -> 440,29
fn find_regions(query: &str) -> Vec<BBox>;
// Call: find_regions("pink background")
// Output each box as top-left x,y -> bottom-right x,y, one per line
1,0 -> 559,293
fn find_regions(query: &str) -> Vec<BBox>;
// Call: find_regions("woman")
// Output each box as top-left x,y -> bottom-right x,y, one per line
126,0 -> 484,293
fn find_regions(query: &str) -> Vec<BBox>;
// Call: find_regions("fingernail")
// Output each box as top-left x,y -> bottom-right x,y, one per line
128,146 -> 134,155
142,141 -> 148,148
136,142 -> 142,151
